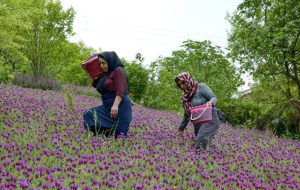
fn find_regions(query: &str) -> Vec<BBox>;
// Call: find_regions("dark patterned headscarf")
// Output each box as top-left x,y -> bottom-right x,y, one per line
175,72 -> 198,113
93,51 -> 124,94
99,51 -> 124,74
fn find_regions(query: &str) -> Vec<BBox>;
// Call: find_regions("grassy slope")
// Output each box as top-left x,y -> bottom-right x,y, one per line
0,84 -> 299,189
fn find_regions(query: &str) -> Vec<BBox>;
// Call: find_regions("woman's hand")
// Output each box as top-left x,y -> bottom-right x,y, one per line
207,101 -> 213,106
178,127 -> 185,137
111,104 -> 119,118
111,95 -> 122,118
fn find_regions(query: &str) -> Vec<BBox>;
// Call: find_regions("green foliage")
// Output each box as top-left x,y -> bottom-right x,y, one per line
122,57 -> 149,103
222,98 -> 261,127
64,87 -> 76,112
0,0 -> 30,80
0,64 -> 14,83
25,0 -> 75,79
0,0 -> 78,81
250,79 -> 300,138
222,77 -> 300,139
227,0 -> 300,135
144,63 -> 182,111
0,0 -> 97,86
55,41 -> 96,86
144,40 -> 242,112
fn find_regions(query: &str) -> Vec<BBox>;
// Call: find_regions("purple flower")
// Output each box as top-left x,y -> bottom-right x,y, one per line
19,178 -> 29,189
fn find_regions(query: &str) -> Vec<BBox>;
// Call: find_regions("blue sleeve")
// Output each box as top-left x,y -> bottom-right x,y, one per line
179,111 -> 190,129
200,83 -> 217,106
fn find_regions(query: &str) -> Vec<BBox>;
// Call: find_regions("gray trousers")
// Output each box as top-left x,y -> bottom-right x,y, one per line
193,108 -> 220,149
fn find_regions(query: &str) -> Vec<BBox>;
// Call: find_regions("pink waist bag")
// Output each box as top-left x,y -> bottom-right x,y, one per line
190,103 -> 212,124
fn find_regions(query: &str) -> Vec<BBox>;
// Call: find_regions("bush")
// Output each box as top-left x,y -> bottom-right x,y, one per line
0,64 -> 14,83
12,73 -> 62,91
123,61 -> 149,103
221,98 -> 261,127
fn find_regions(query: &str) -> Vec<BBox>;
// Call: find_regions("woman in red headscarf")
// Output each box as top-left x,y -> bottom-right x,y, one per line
175,72 -> 220,151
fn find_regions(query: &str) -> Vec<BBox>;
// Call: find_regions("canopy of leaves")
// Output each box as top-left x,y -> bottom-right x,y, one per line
227,0 -> 300,136
0,0 -> 76,81
123,57 -> 149,103
144,40 -> 242,112
0,0 -> 30,76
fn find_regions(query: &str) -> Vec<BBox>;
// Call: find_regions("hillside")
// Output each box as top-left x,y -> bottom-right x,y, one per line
0,84 -> 299,189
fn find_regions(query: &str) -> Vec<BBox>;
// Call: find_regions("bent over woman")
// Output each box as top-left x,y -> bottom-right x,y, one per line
175,72 -> 219,151
82,51 -> 132,138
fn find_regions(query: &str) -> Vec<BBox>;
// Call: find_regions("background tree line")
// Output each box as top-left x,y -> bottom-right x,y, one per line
0,0 -> 299,139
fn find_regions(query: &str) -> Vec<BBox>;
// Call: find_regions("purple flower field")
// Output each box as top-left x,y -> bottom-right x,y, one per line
0,84 -> 299,190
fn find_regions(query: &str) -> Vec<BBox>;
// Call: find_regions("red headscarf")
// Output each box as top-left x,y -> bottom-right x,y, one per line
175,72 -> 198,113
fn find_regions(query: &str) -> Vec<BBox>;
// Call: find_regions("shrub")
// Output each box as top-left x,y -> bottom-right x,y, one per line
12,73 -> 62,91
123,61 -> 149,103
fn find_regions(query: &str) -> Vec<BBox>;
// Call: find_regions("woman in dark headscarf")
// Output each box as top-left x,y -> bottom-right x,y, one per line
175,72 -> 219,151
83,51 -> 132,139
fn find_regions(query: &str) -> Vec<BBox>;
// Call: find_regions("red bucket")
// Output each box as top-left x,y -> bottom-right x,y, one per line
190,103 -> 212,124
81,54 -> 104,79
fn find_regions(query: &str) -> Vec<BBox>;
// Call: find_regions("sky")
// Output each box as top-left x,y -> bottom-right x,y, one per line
60,0 -> 243,66
60,0 -> 251,90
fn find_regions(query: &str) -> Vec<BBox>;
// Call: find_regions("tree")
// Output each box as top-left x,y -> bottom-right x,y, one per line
55,41 -> 96,85
227,0 -> 300,134
144,40 -> 242,112
0,0 -> 30,81
23,0 -> 75,80
122,55 -> 149,103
